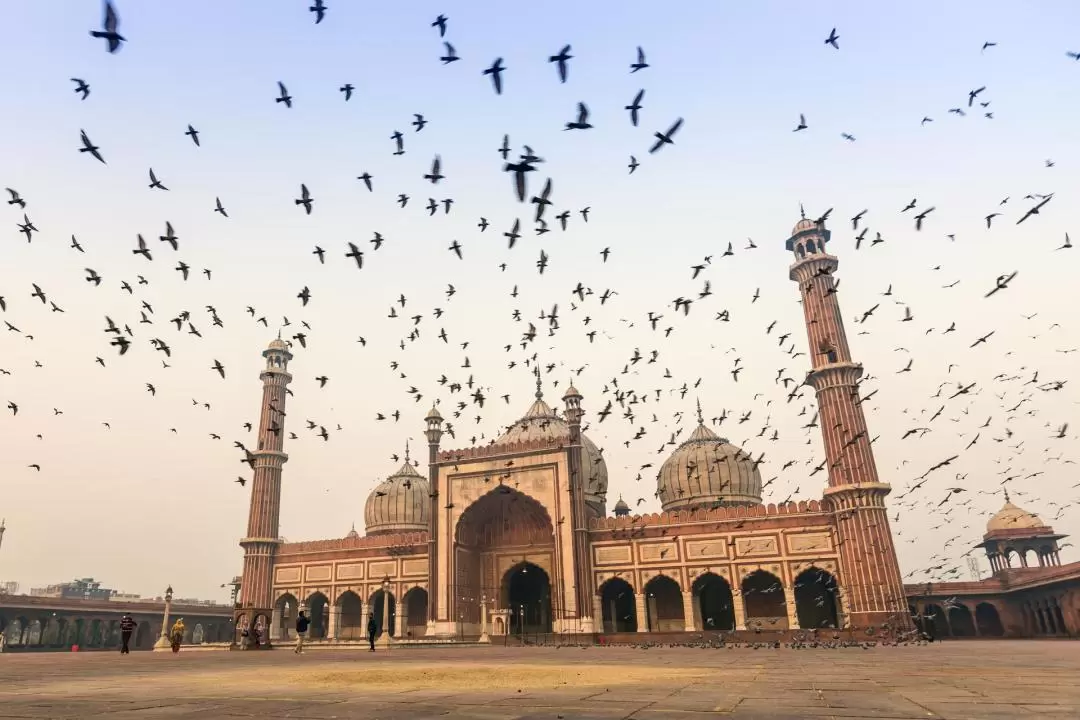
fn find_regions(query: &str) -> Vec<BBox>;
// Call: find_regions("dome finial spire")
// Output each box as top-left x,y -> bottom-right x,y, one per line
799,202 -> 806,220
695,398 -> 704,425
1003,486 -> 1010,503
534,363 -> 543,399
404,438 -> 410,463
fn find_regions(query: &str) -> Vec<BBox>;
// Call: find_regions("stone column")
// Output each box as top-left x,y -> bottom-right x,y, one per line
682,592 -> 696,632
634,593 -> 648,632
361,601 -> 369,628
327,604 -> 340,641
393,605 -> 404,638
592,595 -> 604,633
732,588 -> 747,631
152,587 -> 174,651
784,588 -> 800,630
377,587 -> 392,647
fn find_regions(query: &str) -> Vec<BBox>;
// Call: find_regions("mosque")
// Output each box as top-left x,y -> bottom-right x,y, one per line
231,215 -> 1079,645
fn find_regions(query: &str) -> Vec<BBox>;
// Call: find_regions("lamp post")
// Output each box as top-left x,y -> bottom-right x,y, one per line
152,585 -> 174,651
478,594 -> 490,643
376,577 -> 392,648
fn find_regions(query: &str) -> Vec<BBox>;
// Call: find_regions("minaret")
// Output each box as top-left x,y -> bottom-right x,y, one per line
423,404 -> 444,634
786,211 -> 911,631
235,336 -> 293,644
562,382 -> 594,633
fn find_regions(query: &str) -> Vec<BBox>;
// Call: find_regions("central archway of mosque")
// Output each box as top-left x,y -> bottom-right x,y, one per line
454,486 -> 556,631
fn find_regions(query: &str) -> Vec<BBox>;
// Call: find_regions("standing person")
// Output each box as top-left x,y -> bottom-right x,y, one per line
119,614 -> 136,654
170,618 -> 185,653
367,613 -> 378,652
294,610 -> 309,654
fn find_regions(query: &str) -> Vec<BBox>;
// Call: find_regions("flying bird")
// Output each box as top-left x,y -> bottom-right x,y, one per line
295,184 -> 314,214
185,124 -> 200,146
275,81 -> 293,108
625,89 -> 645,126
89,1 -> 125,53
825,28 -> 839,49
71,78 -> 90,100
440,42 -> 459,64
793,114 -> 808,132
148,168 -> 168,191
483,58 -> 506,95
78,129 -> 105,163
549,45 -> 572,83
565,102 -> 592,130
630,46 -> 649,73
648,118 -> 683,153
309,0 -> 327,24
432,14 -> 447,37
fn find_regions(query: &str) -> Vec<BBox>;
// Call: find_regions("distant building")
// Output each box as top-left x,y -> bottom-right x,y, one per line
0,581 -> 19,595
29,578 -> 117,600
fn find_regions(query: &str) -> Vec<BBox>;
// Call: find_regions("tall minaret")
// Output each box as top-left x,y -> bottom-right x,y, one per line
562,382 -> 594,633
786,210 -> 911,631
235,336 -> 293,642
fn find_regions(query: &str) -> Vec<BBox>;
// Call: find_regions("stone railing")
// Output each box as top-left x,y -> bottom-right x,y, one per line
589,499 -> 825,530
438,437 -> 565,463
279,531 -> 427,553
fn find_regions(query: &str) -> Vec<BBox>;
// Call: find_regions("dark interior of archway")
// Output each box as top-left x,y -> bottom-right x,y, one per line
742,571 -> 786,620
369,590 -> 396,636
405,589 -> 429,635
974,603 -> 1003,636
275,594 -> 298,638
694,574 -> 736,632
601,579 -> 637,632
338,592 -> 363,640
645,575 -> 684,631
506,563 -> 552,634
456,486 -> 554,549
307,594 -> 328,639
947,604 -> 976,636
794,569 -> 839,629
922,603 -> 949,638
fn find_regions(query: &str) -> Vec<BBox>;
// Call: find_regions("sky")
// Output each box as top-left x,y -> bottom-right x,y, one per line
1,1 -> 1078,603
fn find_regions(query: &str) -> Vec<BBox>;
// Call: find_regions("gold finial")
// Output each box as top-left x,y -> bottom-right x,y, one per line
695,398 -> 704,425
799,203 -> 806,220
404,439 -> 410,462
534,364 -> 543,399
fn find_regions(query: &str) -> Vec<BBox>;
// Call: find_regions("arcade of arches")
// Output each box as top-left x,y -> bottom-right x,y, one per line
0,613 -> 229,651
270,586 -> 431,642
598,567 -> 844,634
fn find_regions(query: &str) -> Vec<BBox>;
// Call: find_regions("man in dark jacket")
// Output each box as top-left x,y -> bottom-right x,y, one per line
295,611 -> 310,654
119,614 -> 137,654
367,613 -> 378,652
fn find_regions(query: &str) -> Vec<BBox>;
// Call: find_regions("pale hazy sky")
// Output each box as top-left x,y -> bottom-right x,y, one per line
1,1 -> 1078,602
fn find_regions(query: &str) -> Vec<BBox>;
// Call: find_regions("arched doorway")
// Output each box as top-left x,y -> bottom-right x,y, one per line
975,603 -> 1004,636
599,577 -> 637,633
947,604 -> 976,636
368,589 -> 396,637
306,592 -> 329,639
192,624 -> 205,644
922,604 -> 949,638
5,619 -> 23,647
402,588 -> 428,638
644,575 -> 683,632
273,593 -> 299,641
456,486 -> 556,630
794,567 -> 840,629
337,591 -> 363,640
741,571 -> 786,628
693,573 -> 735,632
503,562 -> 552,634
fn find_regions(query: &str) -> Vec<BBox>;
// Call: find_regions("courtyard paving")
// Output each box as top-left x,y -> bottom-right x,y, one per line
0,641 -> 1077,719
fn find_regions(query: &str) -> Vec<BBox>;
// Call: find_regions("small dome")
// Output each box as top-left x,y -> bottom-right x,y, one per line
345,523 -> 360,540
267,337 -> 289,351
792,217 -> 818,235
562,384 -> 582,400
364,458 -> 429,535
986,501 -> 1046,533
497,393 -> 608,513
613,496 -> 630,517
656,421 -> 762,511
425,405 -> 443,422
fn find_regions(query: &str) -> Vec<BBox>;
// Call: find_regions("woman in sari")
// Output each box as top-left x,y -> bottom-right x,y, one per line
170,618 -> 185,653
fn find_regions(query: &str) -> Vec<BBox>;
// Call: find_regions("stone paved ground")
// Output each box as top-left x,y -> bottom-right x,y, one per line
0,641 -> 1078,719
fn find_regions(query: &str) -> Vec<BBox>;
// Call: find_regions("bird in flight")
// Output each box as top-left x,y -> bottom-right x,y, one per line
6,188 -> 27,209
984,271 -> 1018,298
625,89 -> 644,127
90,1 -> 125,53
71,78 -> 90,100
825,28 -> 839,49
1016,194 -> 1053,224
214,197 -> 228,217
483,58 -> 506,94
549,45 -> 572,83
432,14 -> 448,37
649,118 -> 683,153
630,46 -> 649,73
340,83 -> 354,101
185,124 -> 200,146
79,129 -> 105,163
440,42 -> 459,64
793,114 -> 808,132
424,155 -> 444,183
276,81 -> 293,108
565,102 -> 592,130
295,184 -> 314,214
981,41 -> 997,52
148,168 -> 168,191
310,0 -> 327,24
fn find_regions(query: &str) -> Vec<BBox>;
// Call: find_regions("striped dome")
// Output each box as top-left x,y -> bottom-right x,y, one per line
656,422 -> 762,511
364,459 -> 429,535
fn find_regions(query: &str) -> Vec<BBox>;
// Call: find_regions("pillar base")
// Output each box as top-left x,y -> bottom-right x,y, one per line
376,632 -> 392,648
152,637 -> 172,652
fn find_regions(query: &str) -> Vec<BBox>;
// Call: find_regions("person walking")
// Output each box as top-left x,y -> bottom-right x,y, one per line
294,610 -> 309,654
169,618 -> 185,653
367,613 -> 378,652
119,614 -> 137,654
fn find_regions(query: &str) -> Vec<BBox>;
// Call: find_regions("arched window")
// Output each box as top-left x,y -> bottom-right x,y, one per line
599,577 -> 637,633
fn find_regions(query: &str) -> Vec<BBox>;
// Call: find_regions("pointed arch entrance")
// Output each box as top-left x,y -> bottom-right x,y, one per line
503,562 -> 552,634
402,587 -> 428,638
337,590 -> 364,640
368,589 -> 396,637
741,570 -> 786,628
273,593 -> 299,641
644,575 -> 684,632
693,573 -> 736,632
794,567 -> 840,629
599,577 -> 637,632
305,591 -> 329,639
455,485 -> 556,631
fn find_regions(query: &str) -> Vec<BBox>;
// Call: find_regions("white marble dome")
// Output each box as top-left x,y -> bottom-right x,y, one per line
986,500 -> 1046,533
364,459 -> 429,535
656,421 -> 762,511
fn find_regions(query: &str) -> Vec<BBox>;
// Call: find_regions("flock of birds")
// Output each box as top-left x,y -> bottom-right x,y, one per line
2,2 -> 1078,602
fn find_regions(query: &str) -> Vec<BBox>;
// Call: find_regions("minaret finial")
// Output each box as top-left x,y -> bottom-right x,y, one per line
799,203 -> 806,220
695,398 -> 704,425
1003,486 -> 1011,503
535,364 -> 543,399
404,439 -> 410,462
276,328 -> 282,340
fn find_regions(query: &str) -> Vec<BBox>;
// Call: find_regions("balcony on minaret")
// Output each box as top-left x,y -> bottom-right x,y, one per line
262,336 -> 292,372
